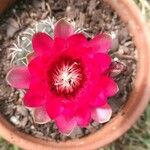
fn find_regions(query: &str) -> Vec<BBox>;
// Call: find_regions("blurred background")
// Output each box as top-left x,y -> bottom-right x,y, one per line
0,0 -> 150,149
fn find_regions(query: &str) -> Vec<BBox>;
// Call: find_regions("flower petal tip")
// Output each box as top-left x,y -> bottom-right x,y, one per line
60,127 -> 76,136
55,115 -> 77,135
32,107 -> 51,124
89,33 -> 112,54
92,104 -> 112,124
54,19 -> 74,39
6,66 -> 30,89
32,32 -> 53,55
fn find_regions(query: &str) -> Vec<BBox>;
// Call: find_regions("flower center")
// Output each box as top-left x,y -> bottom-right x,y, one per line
49,56 -> 85,97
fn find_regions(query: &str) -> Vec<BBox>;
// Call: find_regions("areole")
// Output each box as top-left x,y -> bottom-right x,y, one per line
0,0 -> 150,149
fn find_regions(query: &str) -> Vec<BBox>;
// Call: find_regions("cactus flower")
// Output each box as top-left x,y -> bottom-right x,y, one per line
6,19 -> 118,135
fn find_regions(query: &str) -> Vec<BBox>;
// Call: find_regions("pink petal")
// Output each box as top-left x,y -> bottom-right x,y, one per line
76,107 -> 91,127
65,47 -> 91,59
45,93 -> 64,119
6,66 -> 30,89
32,32 -> 53,55
72,55 -> 114,108
62,101 -> 77,118
54,19 -> 74,39
32,107 -> 51,124
28,56 -> 50,77
63,33 -> 89,58
89,33 -> 112,54
55,115 -> 77,135
24,91 -> 46,107
100,76 -> 118,97
78,54 -> 111,100
66,33 -> 87,48
91,103 -> 112,123
91,53 -> 112,74
89,92 -> 107,107
23,79 -> 47,107
73,63 -> 103,107
52,37 -> 66,55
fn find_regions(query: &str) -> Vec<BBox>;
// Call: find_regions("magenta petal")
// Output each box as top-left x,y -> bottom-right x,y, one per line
28,55 -> 50,77
100,76 -> 118,97
24,90 -> 46,107
6,66 -> 30,89
54,19 -> 74,39
55,115 -> 77,135
92,53 -> 112,74
76,107 -> 91,127
66,33 -> 87,48
89,33 -> 112,54
32,32 -> 53,55
52,38 -> 66,55
92,103 -> 112,123
32,107 -> 51,124
62,101 -> 77,118
23,79 -> 47,107
90,92 -> 107,107
45,94 -> 64,119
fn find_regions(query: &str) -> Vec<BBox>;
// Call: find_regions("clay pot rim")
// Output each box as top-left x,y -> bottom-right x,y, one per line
0,0 -> 150,149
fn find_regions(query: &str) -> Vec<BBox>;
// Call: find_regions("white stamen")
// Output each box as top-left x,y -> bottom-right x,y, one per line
52,62 -> 82,94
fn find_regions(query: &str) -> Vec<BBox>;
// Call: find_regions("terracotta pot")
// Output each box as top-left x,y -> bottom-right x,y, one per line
0,0 -> 15,14
0,0 -> 150,149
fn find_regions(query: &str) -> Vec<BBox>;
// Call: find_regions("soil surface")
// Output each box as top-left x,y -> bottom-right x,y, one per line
0,0 -> 137,141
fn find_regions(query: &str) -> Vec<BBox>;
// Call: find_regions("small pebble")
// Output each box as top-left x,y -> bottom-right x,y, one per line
10,116 -> 20,125
91,121 -> 100,127
31,125 -> 35,129
118,49 -> 124,55
20,117 -> 28,127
